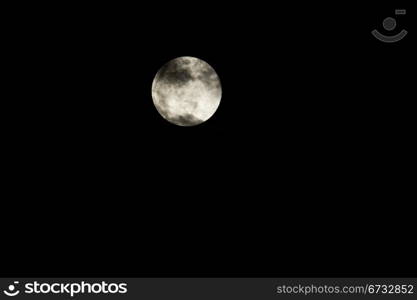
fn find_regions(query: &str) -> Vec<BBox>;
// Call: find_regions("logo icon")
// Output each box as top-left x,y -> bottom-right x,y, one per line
3,282 -> 20,297
372,9 -> 407,43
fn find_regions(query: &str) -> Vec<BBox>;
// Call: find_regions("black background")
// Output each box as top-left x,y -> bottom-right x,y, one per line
1,1 -> 415,277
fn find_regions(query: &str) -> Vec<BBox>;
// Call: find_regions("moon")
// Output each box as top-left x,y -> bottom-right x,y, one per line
152,56 -> 222,126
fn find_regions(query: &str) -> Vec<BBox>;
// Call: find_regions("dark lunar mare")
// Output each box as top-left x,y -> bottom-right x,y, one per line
170,114 -> 203,126
156,58 -> 194,88
197,66 -> 220,91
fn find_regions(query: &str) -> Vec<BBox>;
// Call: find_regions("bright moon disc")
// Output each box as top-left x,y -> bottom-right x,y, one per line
152,56 -> 222,126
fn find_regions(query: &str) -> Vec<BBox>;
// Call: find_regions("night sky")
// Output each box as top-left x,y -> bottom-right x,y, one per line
1,1 -> 414,277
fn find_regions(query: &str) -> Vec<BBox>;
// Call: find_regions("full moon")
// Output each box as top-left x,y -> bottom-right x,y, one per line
152,56 -> 222,126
